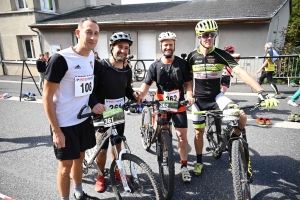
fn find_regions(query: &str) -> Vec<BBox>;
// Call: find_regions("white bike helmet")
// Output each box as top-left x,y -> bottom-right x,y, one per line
158,32 -> 177,42
195,19 -> 218,36
109,32 -> 133,46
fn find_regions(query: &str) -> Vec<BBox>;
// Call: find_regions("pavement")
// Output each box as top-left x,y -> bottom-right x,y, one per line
0,75 -> 300,200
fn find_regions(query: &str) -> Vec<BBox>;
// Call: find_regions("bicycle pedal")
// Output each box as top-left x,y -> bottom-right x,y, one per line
206,147 -> 212,152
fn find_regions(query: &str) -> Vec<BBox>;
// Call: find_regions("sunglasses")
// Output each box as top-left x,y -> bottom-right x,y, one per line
201,32 -> 217,39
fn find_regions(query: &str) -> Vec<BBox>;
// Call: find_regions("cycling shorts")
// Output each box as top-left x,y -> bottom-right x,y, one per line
192,93 -> 233,129
170,111 -> 188,128
51,117 -> 96,160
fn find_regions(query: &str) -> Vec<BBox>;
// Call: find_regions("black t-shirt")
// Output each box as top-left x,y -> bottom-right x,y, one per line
89,59 -> 135,109
36,59 -> 46,73
144,56 -> 191,101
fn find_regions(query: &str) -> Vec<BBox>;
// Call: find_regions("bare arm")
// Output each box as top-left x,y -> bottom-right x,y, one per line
185,80 -> 195,105
234,67 -> 264,92
256,59 -> 268,74
42,80 -> 65,148
139,83 -> 151,98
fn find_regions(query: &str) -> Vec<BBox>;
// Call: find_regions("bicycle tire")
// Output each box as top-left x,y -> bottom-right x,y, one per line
140,106 -> 152,151
231,140 -> 251,200
134,60 -> 146,82
157,131 -> 175,200
206,117 -> 223,159
110,153 -> 162,200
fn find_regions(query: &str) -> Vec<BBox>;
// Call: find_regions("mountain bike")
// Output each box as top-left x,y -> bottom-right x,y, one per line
127,55 -> 146,82
77,101 -> 162,200
194,103 -> 265,200
140,91 -> 188,200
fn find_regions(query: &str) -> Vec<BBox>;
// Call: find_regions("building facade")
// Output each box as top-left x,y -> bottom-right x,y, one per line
0,0 -> 291,76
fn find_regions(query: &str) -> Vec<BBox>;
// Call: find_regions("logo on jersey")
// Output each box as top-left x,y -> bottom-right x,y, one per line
75,65 -> 81,69
194,60 -> 203,63
90,61 -> 93,69
207,58 -> 215,63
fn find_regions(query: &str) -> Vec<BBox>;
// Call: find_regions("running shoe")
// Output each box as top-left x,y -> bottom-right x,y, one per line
193,163 -> 203,176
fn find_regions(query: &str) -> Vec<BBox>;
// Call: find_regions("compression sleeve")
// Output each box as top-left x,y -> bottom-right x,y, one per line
125,68 -> 135,100
88,59 -> 100,109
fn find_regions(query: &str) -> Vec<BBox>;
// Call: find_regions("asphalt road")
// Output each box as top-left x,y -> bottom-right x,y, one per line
0,75 -> 300,200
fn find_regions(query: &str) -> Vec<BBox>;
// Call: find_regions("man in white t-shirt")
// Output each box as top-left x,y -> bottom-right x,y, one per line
43,18 -> 99,200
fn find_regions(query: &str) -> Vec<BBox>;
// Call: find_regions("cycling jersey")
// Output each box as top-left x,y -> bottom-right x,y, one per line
187,46 -> 242,99
89,59 -> 135,109
144,56 -> 192,112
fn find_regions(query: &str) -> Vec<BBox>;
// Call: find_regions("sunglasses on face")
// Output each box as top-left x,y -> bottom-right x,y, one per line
201,32 -> 217,39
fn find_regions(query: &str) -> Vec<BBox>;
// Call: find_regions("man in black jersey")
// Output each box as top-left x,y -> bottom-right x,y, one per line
138,32 -> 194,183
43,18 -> 99,200
89,32 -> 139,193
187,19 -> 279,177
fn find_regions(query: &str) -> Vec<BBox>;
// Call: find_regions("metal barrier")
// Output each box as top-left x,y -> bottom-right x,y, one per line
234,55 -> 300,86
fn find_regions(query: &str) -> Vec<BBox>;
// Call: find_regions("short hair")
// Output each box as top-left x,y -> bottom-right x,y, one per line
39,54 -> 44,57
78,17 -> 98,28
56,48 -> 60,52
265,42 -> 273,48
44,52 -> 49,55
181,53 -> 187,58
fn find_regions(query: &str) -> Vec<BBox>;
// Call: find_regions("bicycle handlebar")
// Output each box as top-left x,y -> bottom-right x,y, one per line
77,100 -> 139,119
194,103 -> 266,116
141,100 -> 189,107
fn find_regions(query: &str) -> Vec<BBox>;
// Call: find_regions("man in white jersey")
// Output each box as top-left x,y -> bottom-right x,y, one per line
43,18 -> 99,200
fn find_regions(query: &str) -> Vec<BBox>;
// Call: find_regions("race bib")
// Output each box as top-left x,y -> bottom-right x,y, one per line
105,97 -> 125,110
74,75 -> 94,97
163,90 -> 179,101
159,100 -> 178,112
103,108 -> 125,127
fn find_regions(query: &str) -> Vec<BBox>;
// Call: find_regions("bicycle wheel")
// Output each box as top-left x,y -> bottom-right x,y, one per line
110,153 -> 162,200
157,131 -> 175,200
140,106 -> 152,151
134,61 -> 146,82
231,140 -> 251,200
206,117 -> 223,159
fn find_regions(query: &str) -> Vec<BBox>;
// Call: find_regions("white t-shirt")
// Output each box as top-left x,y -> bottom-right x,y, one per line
45,47 -> 94,127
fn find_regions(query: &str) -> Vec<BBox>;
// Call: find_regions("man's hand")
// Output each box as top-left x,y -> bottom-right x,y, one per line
92,103 -> 106,114
257,90 -> 279,107
52,130 -> 65,149
186,96 -> 195,105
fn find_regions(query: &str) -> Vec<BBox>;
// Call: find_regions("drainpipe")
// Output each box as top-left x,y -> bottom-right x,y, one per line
30,27 -> 43,54
0,43 -> 6,75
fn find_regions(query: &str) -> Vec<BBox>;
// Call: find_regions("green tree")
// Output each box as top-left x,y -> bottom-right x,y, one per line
285,0 -> 300,50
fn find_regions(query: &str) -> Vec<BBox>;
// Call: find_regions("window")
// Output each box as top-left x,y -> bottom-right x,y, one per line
40,0 -> 55,12
16,0 -> 28,9
23,39 -> 35,59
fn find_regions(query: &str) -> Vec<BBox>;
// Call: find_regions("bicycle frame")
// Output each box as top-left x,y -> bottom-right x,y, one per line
78,104 -> 140,193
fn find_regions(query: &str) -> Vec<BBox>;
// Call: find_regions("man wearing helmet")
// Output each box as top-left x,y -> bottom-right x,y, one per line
187,19 -> 279,177
138,31 -> 194,183
89,32 -> 140,193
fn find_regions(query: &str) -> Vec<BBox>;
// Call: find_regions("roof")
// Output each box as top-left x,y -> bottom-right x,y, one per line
30,0 -> 290,28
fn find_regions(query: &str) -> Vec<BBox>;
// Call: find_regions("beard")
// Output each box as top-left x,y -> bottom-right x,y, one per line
163,50 -> 174,58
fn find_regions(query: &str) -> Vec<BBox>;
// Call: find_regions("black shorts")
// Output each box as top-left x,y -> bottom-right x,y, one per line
221,75 -> 231,88
101,123 -> 125,150
170,111 -> 188,128
51,117 -> 96,160
192,98 -> 220,127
